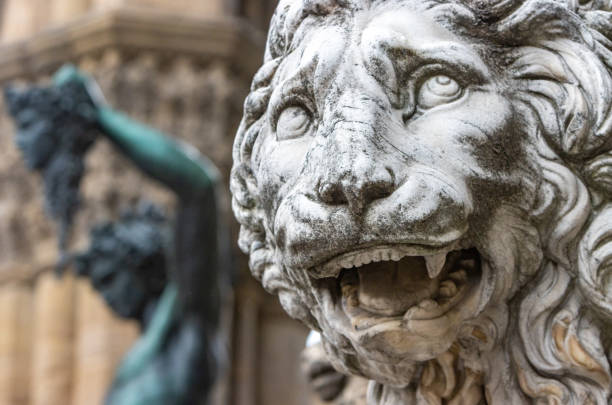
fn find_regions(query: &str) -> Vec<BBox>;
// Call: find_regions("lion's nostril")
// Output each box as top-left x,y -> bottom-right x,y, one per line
369,176 -> 395,201
316,167 -> 396,213
318,182 -> 349,205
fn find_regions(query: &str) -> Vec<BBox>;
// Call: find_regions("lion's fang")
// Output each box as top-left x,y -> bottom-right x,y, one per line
425,253 -> 446,279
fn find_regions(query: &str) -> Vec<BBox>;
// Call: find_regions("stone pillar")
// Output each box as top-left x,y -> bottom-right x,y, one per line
71,280 -> 138,405
30,271 -> 75,405
121,0 -> 225,16
0,281 -> 32,405
233,284 -> 259,405
31,0 -> 52,33
258,299 -> 310,405
0,0 -> 36,43
90,0 -> 123,10
240,0 -> 276,30
49,0 -> 91,26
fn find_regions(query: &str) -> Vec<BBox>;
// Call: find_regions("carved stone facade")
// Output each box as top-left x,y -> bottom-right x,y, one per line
0,1 -> 319,405
232,1 -> 612,404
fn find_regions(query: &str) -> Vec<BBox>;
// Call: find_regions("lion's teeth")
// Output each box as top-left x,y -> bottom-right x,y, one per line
449,269 -> 467,283
362,253 -> 374,266
341,258 -> 354,269
439,280 -> 458,298
418,299 -> 439,310
403,306 -> 419,320
391,251 -> 402,261
425,253 -> 446,279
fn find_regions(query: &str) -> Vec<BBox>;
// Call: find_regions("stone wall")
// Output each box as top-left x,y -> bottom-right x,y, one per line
0,0 -> 235,43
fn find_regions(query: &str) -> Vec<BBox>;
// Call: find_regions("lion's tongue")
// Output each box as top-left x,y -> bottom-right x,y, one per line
357,257 -> 439,316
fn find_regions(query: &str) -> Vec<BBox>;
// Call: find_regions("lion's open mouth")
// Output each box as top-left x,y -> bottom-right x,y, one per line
316,247 -> 482,330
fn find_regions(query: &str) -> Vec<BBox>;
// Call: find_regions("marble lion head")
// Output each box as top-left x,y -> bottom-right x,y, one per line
231,1 -> 612,403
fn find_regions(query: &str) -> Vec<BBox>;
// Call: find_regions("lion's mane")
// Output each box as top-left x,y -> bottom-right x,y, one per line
231,0 -> 612,403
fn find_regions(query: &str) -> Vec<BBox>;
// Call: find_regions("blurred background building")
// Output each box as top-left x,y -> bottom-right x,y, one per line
0,1 -> 323,404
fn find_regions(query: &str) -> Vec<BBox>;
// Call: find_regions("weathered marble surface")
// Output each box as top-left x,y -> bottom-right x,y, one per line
231,0 -> 612,404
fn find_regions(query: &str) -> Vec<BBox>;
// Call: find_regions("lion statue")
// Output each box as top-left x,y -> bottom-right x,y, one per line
230,0 -> 612,403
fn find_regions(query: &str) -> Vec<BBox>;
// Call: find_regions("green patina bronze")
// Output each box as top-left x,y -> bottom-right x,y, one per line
5,65 -> 227,405
53,65 -> 219,195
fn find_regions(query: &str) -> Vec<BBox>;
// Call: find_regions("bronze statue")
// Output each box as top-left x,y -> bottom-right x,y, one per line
5,65 -> 228,405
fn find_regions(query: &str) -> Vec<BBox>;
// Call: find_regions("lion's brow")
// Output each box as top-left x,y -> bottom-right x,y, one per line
381,43 -> 489,83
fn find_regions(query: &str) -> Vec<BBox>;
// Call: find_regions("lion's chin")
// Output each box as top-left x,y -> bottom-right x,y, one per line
313,246 -> 489,364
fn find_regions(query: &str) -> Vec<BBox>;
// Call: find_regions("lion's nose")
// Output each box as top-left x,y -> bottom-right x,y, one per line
313,97 -> 396,215
316,161 -> 395,216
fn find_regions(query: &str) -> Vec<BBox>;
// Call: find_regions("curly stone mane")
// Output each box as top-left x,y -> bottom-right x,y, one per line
231,0 -> 612,403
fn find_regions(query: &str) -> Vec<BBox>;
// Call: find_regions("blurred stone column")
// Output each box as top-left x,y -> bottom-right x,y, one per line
71,280 -> 138,405
30,271 -> 76,405
49,0 -> 91,25
1,0 -> 36,42
0,280 -> 33,405
117,0 -> 225,15
234,284 -> 260,405
90,0 -> 123,10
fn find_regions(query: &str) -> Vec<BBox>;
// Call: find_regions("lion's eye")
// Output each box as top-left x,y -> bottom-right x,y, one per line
417,75 -> 463,110
276,106 -> 312,141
